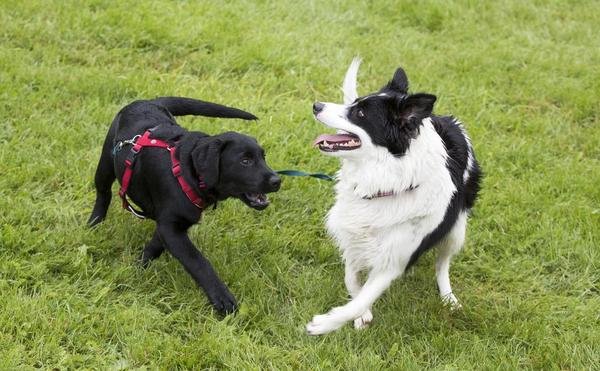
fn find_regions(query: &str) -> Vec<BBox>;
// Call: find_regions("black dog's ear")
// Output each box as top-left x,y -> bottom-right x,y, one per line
384,67 -> 409,94
394,93 -> 436,125
191,138 -> 224,189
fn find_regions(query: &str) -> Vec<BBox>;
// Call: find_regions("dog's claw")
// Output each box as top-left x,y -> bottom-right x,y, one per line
353,309 -> 373,330
441,293 -> 462,310
87,215 -> 103,227
208,288 -> 238,315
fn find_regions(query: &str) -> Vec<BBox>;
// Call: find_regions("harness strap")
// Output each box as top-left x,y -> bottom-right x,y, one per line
119,140 -> 148,218
118,130 -> 205,219
170,147 -> 205,209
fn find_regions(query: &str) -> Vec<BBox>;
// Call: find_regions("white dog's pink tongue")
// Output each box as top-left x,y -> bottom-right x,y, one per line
313,133 -> 358,146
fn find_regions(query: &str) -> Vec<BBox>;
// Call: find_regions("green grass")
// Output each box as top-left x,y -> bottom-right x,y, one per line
1,0 -> 599,368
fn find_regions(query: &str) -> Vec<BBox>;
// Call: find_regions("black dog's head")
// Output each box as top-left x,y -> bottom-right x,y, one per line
191,132 -> 280,210
313,59 -> 437,157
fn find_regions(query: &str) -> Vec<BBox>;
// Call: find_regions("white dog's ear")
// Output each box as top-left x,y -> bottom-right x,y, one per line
385,67 -> 409,94
394,93 -> 436,125
343,57 -> 361,105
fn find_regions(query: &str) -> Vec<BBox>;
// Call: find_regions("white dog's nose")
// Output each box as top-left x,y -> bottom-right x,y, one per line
313,102 -> 325,115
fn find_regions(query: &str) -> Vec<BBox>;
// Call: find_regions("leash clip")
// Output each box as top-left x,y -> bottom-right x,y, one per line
122,135 -> 141,146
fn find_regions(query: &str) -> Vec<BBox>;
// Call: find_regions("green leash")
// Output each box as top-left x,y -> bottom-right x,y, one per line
276,170 -> 334,181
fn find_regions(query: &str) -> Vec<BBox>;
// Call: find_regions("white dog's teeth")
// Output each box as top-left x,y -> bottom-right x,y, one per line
323,140 -> 329,146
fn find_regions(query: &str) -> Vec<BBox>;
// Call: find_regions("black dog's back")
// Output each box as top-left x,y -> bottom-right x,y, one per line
113,97 -> 257,143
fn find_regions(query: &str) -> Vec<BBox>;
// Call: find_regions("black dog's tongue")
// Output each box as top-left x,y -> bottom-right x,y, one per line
246,193 -> 268,205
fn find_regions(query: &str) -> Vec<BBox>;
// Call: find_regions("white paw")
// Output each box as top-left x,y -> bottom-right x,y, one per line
306,312 -> 345,336
353,309 -> 373,330
441,293 -> 462,310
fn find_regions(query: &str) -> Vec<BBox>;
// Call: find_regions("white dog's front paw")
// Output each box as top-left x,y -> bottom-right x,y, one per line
306,312 -> 345,336
441,293 -> 462,310
353,309 -> 373,330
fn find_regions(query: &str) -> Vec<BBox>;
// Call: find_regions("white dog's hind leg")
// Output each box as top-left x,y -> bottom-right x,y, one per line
307,269 -> 399,335
343,261 -> 372,329
435,212 -> 467,309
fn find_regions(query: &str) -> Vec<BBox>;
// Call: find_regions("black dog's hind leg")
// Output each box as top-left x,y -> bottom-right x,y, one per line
140,229 -> 165,268
88,135 -> 116,227
157,222 -> 238,315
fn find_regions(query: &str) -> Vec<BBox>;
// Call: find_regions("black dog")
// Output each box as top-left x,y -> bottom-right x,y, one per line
88,97 -> 281,314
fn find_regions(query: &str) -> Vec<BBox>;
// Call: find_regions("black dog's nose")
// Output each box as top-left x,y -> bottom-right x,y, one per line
269,175 -> 281,190
313,102 -> 325,115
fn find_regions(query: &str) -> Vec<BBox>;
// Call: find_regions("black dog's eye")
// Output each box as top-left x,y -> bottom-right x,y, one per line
357,109 -> 365,118
241,158 -> 254,166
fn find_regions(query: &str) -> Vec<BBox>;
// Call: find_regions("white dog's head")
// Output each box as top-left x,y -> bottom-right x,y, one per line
313,58 -> 437,158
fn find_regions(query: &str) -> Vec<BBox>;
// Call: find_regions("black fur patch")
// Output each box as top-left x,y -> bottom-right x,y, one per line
346,92 -> 436,156
406,116 -> 482,269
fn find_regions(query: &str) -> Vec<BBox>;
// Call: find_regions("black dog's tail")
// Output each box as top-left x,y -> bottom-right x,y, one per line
151,97 -> 258,120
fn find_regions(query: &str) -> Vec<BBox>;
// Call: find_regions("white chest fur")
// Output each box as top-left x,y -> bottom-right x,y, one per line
325,119 -> 456,270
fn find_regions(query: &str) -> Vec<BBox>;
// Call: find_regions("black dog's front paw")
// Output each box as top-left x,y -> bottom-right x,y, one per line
207,286 -> 238,315
87,214 -> 104,228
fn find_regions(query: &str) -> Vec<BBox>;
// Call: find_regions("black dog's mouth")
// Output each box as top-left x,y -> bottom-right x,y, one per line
313,132 -> 361,152
240,192 -> 270,210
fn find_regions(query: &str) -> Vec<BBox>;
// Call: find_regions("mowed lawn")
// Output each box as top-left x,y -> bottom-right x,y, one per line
1,0 -> 599,368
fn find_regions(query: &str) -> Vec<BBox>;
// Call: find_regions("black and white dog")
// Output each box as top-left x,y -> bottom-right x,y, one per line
306,59 -> 482,335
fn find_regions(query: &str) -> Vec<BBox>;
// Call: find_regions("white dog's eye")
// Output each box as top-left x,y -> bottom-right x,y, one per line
357,109 -> 365,118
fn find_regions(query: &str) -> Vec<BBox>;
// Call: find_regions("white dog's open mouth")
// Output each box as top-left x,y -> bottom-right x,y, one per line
313,132 -> 361,152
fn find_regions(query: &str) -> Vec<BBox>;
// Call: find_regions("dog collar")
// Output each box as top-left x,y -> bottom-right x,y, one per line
362,190 -> 395,200
361,184 -> 418,200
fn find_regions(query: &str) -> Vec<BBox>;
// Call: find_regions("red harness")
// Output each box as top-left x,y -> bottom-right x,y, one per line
118,130 -> 206,218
